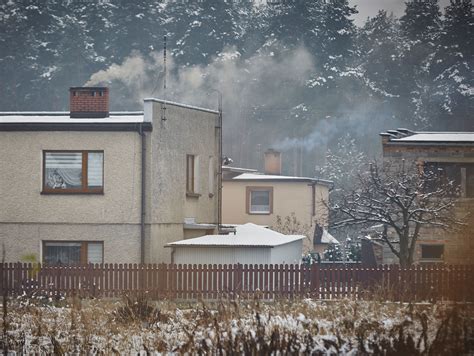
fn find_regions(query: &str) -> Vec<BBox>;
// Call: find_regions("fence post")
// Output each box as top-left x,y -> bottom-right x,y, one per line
233,263 -> 242,299
0,262 -> 4,297
310,263 -> 320,299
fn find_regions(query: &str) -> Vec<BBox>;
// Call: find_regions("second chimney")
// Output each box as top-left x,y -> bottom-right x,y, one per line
70,87 -> 109,118
264,149 -> 281,175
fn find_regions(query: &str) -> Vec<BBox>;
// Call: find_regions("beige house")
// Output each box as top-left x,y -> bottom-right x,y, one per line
369,129 -> 474,265
0,87 -> 219,264
222,149 -> 335,254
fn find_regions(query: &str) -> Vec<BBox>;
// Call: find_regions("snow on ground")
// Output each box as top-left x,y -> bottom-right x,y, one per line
1,296 -> 473,354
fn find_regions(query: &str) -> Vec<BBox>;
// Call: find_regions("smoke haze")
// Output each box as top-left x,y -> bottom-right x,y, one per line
85,45 -> 399,174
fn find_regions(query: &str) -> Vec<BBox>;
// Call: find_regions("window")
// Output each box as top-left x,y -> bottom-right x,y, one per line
424,162 -> 474,198
208,156 -> 215,196
186,154 -> 199,195
420,244 -> 444,261
467,166 -> 474,198
43,151 -> 103,193
423,162 -> 461,197
186,155 -> 195,193
246,187 -> 273,214
43,241 -> 103,265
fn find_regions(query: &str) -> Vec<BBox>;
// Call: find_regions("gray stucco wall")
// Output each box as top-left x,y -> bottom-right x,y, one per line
146,100 -> 219,263
0,223 -> 140,263
0,131 -> 142,262
0,100 -> 219,264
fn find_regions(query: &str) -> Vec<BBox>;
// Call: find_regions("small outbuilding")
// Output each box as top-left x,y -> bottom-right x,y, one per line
166,223 -> 304,265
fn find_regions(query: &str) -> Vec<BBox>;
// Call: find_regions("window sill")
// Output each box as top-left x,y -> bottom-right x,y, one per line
419,259 -> 444,263
248,211 -> 272,215
186,192 -> 201,198
41,190 -> 104,195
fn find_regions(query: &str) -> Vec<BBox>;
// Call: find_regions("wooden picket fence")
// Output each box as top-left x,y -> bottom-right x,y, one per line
0,263 -> 472,302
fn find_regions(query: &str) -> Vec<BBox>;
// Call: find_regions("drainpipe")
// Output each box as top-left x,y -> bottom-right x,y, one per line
210,89 -> 223,233
139,123 -> 146,264
217,93 -> 223,233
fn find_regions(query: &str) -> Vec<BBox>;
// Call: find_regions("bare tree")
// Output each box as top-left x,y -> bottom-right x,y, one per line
332,160 -> 464,267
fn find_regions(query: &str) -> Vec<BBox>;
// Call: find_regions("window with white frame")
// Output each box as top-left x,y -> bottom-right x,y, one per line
247,187 -> 273,214
43,151 -> 103,193
43,241 -> 103,265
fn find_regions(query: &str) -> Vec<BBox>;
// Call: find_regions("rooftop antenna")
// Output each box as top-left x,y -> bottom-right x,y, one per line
161,34 -> 167,121
163,34 -> 167,94
150,34 -> 168,98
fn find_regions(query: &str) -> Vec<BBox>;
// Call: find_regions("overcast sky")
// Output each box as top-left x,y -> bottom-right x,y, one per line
349,0 -> 452,26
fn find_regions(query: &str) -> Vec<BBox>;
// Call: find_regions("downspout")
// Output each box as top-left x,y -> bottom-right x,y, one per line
139,123 -> 146,264
218,96 -> 223,233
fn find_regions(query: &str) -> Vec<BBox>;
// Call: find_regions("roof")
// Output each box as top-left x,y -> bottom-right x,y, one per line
144,98 -> 219,114
231,173 -> 333,186
0,111 -> 150,132
320,229 -> 339,244
0,111 -> 144,124
222,166 -> 259,173
314,224 -> 339,245
381,129 -> 474,145
166,223 -> 304,248
393,133 -> 474,143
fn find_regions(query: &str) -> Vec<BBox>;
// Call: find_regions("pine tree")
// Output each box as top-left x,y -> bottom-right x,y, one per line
430,0 -> 473,129
399,0 -> 442,128
165,0 -> 247,66
255,0 -> 324,53
318,0 -> 357,71
107,0 -> 166,61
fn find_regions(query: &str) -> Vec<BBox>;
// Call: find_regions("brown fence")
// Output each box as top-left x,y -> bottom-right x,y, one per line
0,263 -> 472,302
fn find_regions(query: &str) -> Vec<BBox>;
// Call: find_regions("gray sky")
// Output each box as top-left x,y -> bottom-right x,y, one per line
349,0 -> 452,26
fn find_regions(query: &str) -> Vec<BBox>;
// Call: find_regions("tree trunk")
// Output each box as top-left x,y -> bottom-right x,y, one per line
399,230 -> 411,268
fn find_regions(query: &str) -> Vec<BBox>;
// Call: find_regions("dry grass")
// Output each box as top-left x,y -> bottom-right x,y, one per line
1,294 -> 473,354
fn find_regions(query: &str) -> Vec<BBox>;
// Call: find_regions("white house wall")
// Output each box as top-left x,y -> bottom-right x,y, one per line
172,247 -> 271,265
270,240 -> 303,265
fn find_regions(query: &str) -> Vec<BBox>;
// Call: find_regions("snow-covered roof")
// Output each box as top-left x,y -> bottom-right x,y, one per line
222,166 -> 259,173
381,129 -> 474,144
393,133 -> 474,143
144,98 -> 219,114
319,229 -> 339,244
0,111 -> 144,124
231,173 -> 333,186
166,223 -> 304,248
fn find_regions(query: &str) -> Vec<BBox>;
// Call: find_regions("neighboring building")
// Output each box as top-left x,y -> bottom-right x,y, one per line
222,149 -> 335,254
373,129 -> 474,264
166,223 -> 303,265
0,87 -> 219,264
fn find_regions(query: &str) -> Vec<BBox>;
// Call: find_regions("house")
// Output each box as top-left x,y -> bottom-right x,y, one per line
222,149 -> 335,254
166,223 -> 303,265
0,87 -> 220,264
372,129 -> 474,264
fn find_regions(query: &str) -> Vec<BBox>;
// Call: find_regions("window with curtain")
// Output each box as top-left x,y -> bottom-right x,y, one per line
43,241 -> 103,265
43,151 -> 103,193
247,187 -> 273,214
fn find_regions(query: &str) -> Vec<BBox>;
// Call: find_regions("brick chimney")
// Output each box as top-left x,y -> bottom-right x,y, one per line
69,87 -> 109,118
264,149 -> 281,175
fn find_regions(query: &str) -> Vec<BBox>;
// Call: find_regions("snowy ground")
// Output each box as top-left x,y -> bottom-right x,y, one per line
1,295 -> 473,354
